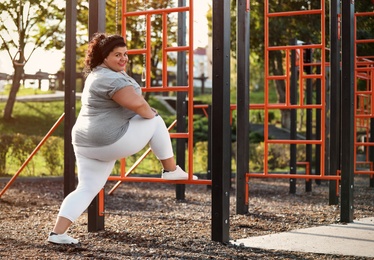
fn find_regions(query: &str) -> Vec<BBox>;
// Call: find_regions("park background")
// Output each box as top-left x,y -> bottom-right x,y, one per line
0,0 -> 373,179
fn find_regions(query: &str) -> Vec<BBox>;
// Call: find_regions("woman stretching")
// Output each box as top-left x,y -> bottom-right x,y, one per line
48,33 -> 197,245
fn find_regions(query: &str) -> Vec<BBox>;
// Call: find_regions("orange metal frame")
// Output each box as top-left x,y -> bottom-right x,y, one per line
105,1 -> 211,192
245,0 -> 340,204
353,12 -> 374,177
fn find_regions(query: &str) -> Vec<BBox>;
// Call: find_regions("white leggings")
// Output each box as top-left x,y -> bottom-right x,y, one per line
58,115 -> 173,222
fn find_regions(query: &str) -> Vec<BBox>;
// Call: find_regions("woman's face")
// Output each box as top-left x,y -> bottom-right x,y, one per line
104,46 -> 128,72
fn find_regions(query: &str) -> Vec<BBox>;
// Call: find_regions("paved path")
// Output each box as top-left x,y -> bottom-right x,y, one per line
231,217 -> 374,258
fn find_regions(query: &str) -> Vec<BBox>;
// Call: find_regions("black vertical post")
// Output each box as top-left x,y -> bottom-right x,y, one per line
289,39 -> 297,194
176,0 -> 187,200
329,0 -> 340,205
315,65 -> 322,186
207,105 -> 212,187
370,119 -> 374,187
87,0 -> 106,232
64,0 -> 77,197
236,0 -> 250,214
304,47 -> 313,192
211,0 -> 231,243
340,0 -> 354,223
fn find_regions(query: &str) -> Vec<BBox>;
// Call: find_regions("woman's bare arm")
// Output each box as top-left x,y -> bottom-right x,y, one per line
112,86 -> 156,119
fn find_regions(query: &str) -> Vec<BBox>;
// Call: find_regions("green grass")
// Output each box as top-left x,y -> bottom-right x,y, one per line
1,84 -> 54,96
0,101 -> 68,136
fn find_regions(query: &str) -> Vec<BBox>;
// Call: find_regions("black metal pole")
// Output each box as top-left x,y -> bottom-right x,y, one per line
211,0 -> 231,243
340,0 -> 354,223
305,47 -> 313,192
207,105 -> 212,189
329,0 -> 340,206
64,0 -> 77,197
87,0 -> 106,232
289,39 -> 297,194
370,119 -> 374,188
176,0 -> 187,201
236,0 -> 250,214
315,65 -> 322,186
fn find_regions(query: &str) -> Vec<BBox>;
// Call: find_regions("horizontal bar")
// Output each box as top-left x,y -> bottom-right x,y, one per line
164,46 -> 190,52
355,12 -> 374,17
356,39 -> 374,44
355,171 -> 374,175
267,44 -> 323,51
247,173 -> 340,180
170,133 -> 189,138
354,142 -> 374,146
107,176 -> 211,185
267,139 -> 322,144
267,75 -> 287,80
267,9 -> 322,17
266,104 -> 323,109
123,6 -> 190,17
355,114 -> 374,118
141,86 -> 190,92
303,74 -> 324,79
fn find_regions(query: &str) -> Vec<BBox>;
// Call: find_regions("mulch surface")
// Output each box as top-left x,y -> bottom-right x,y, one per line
0,175 -> 373,259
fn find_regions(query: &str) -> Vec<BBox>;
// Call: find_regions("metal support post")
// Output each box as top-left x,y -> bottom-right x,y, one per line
340,0 -> 354,223
305,47 -> 313,191
236,0 -> 250,214
176,0 -> 187,200
211,0 -> 231,243
315,65 -> 322,186
370,119 -> 374,188
87,0 -> 106,232
289,39 -> 297,194
64,0 -> 77,197
329,0 -> 340,205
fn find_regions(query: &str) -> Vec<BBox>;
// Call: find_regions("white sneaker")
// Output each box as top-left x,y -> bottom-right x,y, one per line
161,165 -> 198,180
48,232 -> 79,245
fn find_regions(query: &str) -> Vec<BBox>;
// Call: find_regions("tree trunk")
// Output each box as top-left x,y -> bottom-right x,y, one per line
3,66 -> 24,120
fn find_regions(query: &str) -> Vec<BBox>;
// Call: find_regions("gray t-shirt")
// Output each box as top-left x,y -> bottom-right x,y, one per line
72,66 -> 141,147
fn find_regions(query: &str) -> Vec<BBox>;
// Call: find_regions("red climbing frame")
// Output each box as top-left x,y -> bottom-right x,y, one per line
245,0 -> 341,204
354,12 -> 374,178
107,1 -> 211,195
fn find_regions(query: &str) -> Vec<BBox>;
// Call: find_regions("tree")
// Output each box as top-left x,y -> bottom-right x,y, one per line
0,0 -> 66,120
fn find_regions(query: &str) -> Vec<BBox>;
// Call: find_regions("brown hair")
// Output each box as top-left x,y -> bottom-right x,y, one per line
84,33 -> 126,74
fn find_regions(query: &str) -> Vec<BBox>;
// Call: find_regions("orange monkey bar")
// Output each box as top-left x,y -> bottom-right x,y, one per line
244,0 -> 340,197
106,1 -> 207,189
0,113 -> 65,198
354,12 -> 374,178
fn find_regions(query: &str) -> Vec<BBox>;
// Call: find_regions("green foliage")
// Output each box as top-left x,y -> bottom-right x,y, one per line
193,141 -> 208,173
41,136 -> 63,175
249,143 -> 306,172
0,0 -> 66,54
193,115 -> 209,144
9,134 -> 40,175
249,132 -> 264,143
0,134 -> 13,174
0,133 -> 64,176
